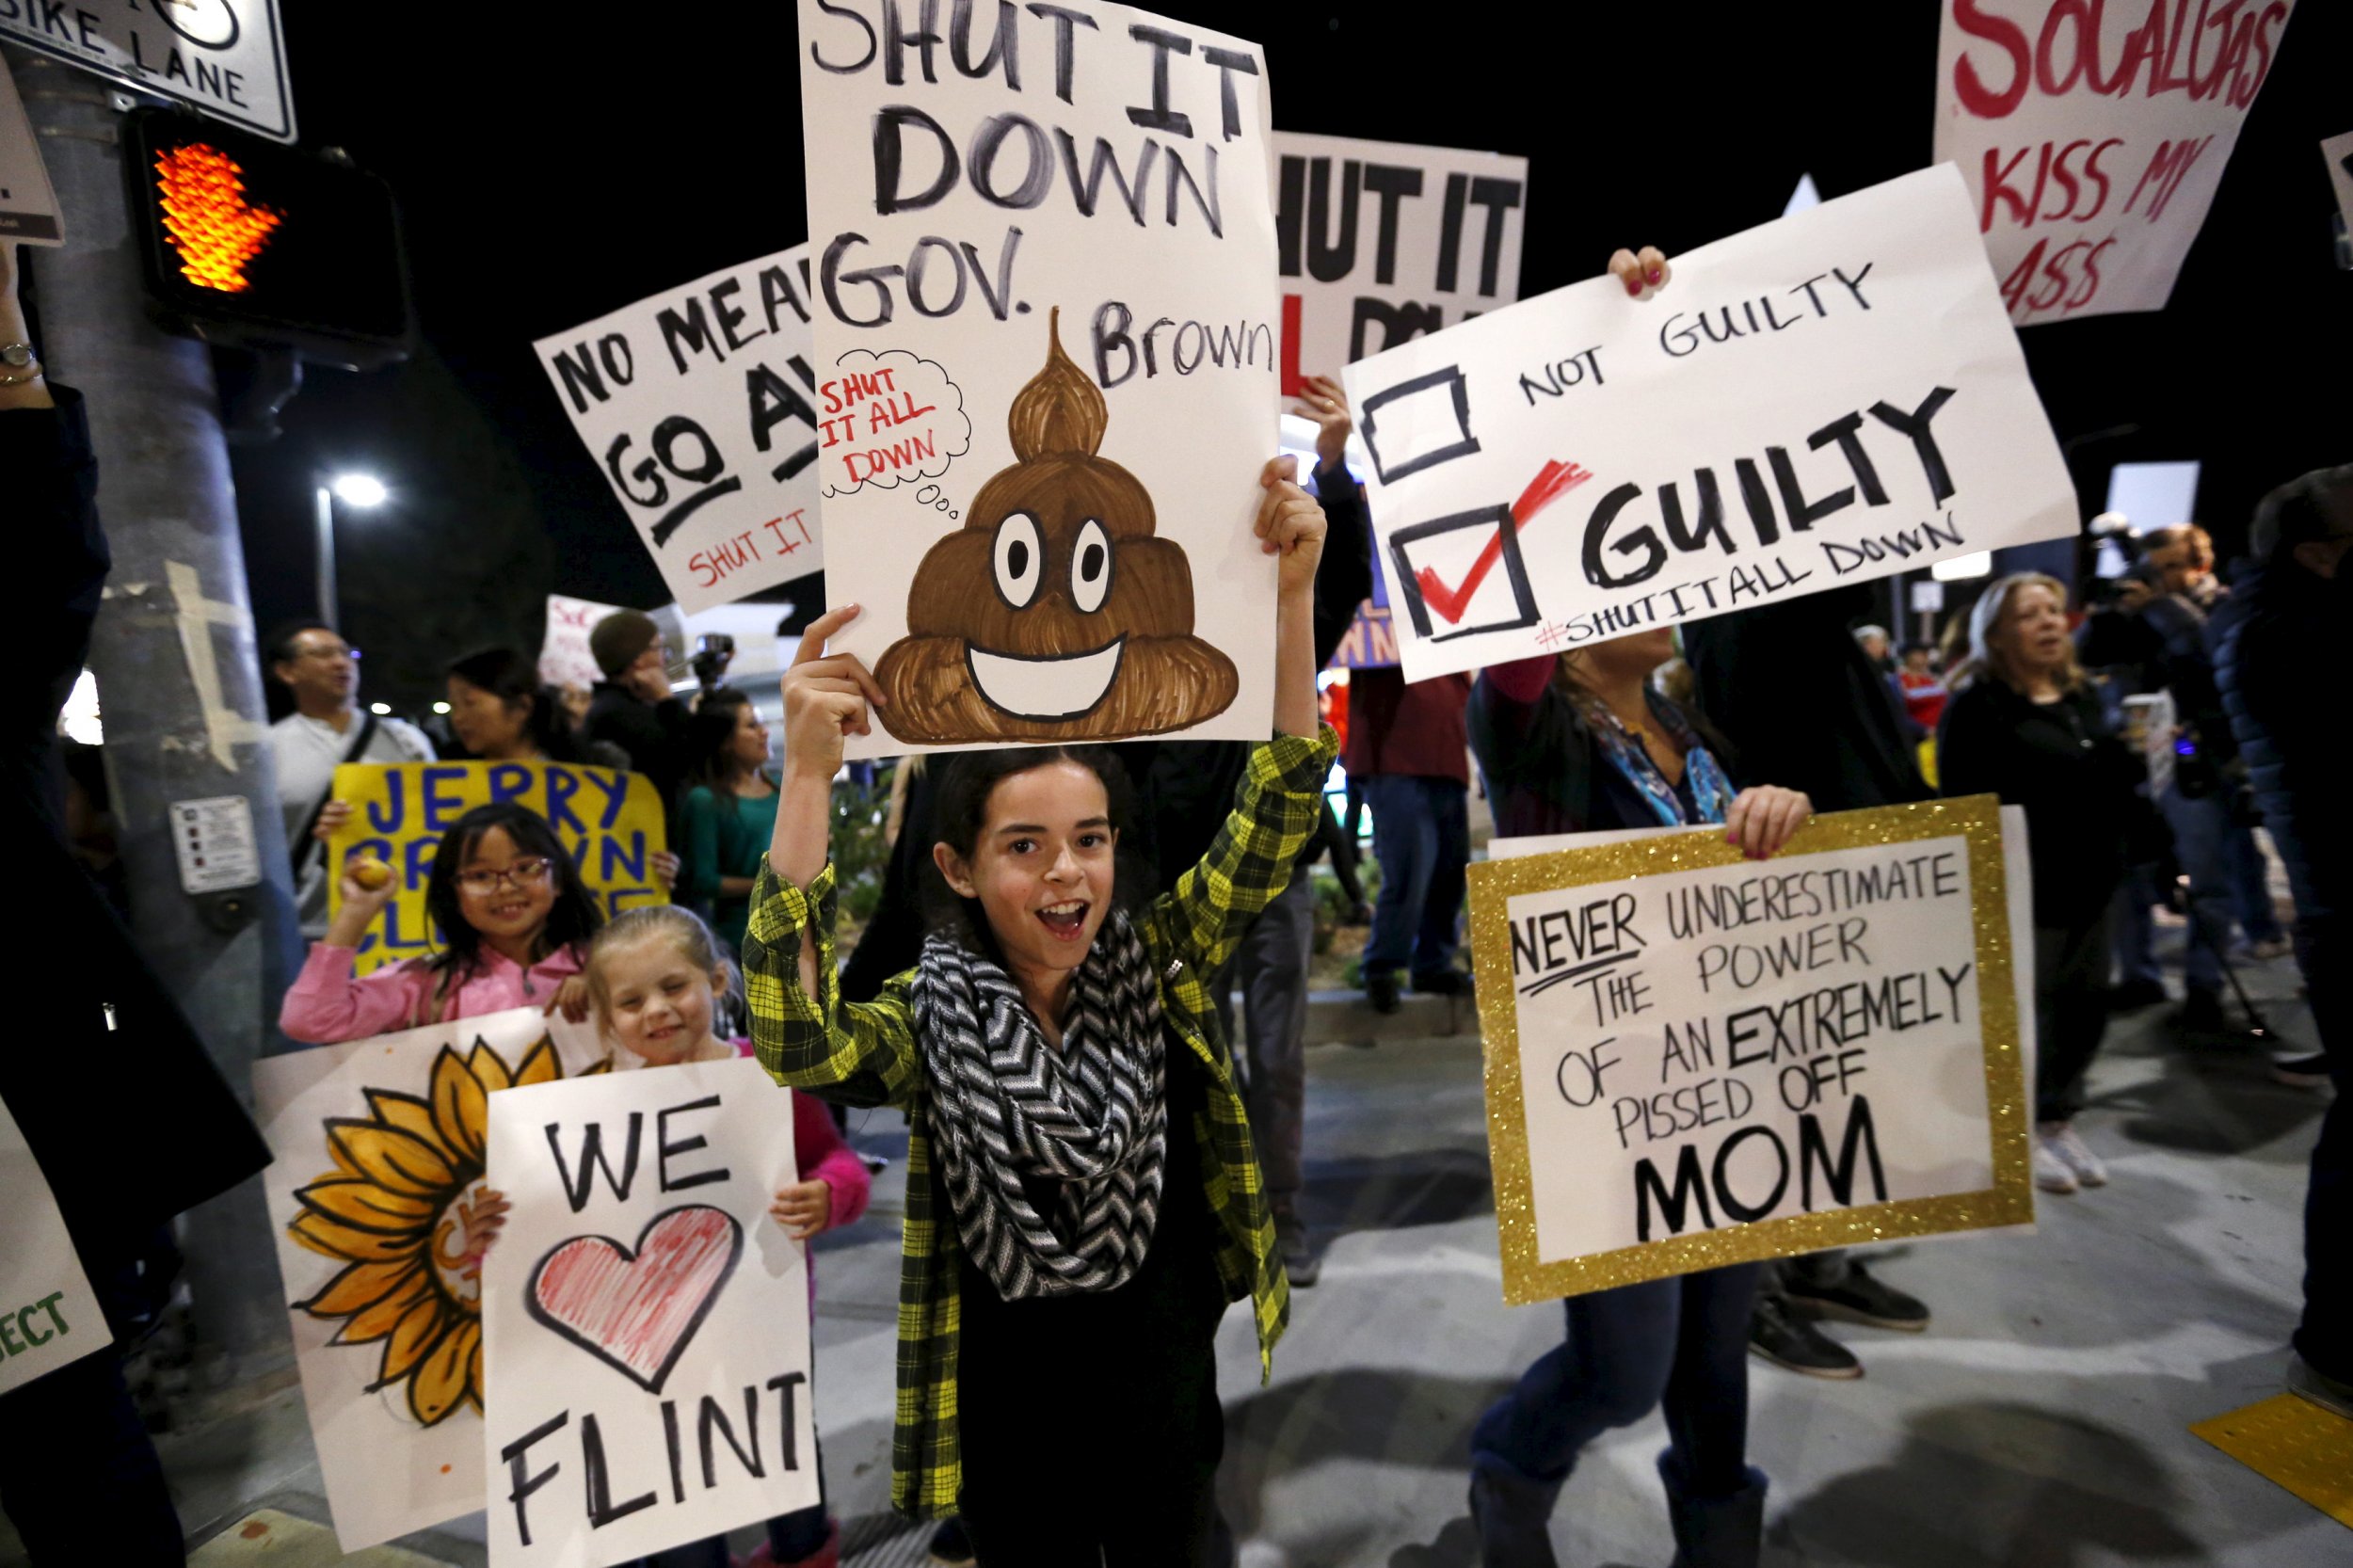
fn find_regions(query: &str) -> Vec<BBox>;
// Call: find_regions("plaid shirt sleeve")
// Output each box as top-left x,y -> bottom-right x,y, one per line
743,857 -> 920,1110
1156,726 -> 1340,978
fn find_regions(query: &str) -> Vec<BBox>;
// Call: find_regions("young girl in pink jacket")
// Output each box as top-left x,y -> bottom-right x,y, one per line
280,802 -> 604,1042
472,904 -> 871,1568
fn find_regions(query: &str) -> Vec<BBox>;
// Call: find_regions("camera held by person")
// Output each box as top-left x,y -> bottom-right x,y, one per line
690,632 -> 736,696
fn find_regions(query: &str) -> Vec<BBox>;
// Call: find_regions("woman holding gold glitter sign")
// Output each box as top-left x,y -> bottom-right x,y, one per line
1461,246 -> 1815,1568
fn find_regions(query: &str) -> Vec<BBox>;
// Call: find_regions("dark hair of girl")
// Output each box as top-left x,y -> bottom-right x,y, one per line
446,647 -> 586,763
920,746 -> 1149,960
684,688 -> 769,802
424,802 -> 603,978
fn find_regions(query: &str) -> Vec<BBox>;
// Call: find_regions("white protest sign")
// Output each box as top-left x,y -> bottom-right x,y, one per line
0,0 -> 295,141
536,248 -> 824,615
539,594 -> 629,694
483,1059 -> 816,1568
1271,131 -> 1528,392
2323,130 -> 2353,235
1471,797 -> 2035,1304
0,1096 -> 114,1394
256,1010 -> 612,1549
799,0 -> 1281,756
1342,165 -> 2075,685
1933,0 -> 2295,324
1491,804 -> 2041,1120
0,57 -> 64,246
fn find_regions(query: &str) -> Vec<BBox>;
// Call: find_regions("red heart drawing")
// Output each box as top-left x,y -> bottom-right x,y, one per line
525,1204 -> 743,1393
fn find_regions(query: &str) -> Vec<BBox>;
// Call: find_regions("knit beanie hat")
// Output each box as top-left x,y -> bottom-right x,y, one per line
589,609 -> 661,679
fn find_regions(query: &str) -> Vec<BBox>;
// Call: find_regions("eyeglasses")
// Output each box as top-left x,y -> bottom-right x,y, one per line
295,643 -> 360,663
454,857 -> 552,895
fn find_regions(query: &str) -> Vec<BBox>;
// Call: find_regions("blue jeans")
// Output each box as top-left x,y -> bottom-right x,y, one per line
2159,785 -> 2243,993
2224,815 -> 2284,944
1472,1264 -> 1762,1494
1360,774 -> 1467,981
2111,862 -> 2163,987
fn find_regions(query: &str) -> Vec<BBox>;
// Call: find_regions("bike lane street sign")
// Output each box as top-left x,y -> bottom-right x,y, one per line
2,0 -> 294,142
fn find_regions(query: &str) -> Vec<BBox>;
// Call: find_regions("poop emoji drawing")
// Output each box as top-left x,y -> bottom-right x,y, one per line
873,310 -> 1240,744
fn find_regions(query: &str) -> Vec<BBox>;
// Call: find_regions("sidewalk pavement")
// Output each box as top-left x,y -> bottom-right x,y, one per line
3,948 -> 2339,1567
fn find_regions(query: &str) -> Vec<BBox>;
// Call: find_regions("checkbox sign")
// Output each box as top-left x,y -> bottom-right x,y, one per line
1390,461 -> 1593,642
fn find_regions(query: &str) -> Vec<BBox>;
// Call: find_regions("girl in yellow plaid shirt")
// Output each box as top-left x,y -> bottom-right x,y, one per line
745,451 -> 1335,1563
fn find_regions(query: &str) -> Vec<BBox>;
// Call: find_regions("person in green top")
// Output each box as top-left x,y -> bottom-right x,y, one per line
744,455 -> 1333,1560
677,687 -> 779,952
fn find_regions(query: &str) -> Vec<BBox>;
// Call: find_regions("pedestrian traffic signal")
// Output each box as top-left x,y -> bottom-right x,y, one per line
124,109 -> 412,370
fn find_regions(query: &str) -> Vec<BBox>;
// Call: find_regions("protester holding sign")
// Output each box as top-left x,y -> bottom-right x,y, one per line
745,455 -> 1332,1554
1465,568 -> 1811,1565
470,906 -> 869,1568
1685,583 -> 1939,1377
267,620 -> 436,937
282,802 -> 603,1041
1938,575 -> 2141,1196
1,242 -> 271,1566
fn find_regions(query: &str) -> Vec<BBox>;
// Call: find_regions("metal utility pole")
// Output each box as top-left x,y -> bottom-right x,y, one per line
314,484 -> 339,632
11,46 -> 300,1383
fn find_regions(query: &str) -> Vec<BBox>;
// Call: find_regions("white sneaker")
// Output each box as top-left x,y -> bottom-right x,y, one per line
2032,1137 -> 2079,1194
2041,1122 -> 2109,1187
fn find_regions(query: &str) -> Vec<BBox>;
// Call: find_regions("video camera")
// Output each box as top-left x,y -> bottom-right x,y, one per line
689,633 -> 736,692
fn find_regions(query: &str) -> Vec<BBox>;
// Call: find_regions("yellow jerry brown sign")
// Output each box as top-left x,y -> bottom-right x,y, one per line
326,760 -> 667,975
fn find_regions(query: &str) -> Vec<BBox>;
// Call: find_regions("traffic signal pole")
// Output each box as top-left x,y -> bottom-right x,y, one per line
11,47 -> 299,1384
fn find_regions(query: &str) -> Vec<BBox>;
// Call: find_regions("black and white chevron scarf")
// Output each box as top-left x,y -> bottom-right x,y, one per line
911,909 -> 1168,1301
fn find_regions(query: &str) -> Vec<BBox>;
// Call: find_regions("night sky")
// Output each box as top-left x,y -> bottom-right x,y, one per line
221,4 -> 2349,715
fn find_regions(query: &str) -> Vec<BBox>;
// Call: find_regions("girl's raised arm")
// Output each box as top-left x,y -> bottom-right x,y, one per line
770,604 -> 887,997
750,611 -> 916,1108
1256,455 -> 1328,739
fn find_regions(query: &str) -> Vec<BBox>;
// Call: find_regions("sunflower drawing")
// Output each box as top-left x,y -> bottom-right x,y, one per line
289,1035 -> 605,1426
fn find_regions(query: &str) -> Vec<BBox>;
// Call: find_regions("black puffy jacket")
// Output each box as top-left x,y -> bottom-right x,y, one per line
2208,564 -> 2347,908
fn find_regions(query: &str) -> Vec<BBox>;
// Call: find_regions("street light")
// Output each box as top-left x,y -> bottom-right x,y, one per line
314,472 -> 387,630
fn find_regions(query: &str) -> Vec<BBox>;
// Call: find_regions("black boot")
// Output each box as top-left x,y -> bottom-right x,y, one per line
1658,1449 -> 1767,1568
1467,1451 -> 1563,1568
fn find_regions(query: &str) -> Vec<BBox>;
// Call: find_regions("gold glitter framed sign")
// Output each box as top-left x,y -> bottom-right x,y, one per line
1468,795 -> 2033,1306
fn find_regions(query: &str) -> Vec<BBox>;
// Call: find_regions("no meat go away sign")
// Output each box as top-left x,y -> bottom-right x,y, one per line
1341,166 -> 2076,684
536,248 -> 824,614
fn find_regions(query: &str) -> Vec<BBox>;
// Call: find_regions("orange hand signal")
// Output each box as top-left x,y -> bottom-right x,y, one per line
155,143 -> 284,294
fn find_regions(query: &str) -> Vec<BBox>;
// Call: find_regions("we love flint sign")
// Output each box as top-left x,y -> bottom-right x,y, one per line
483,1059 -> 817,1568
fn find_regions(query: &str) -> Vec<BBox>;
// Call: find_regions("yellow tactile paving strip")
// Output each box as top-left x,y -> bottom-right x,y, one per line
2191,1394 -> 2353,1529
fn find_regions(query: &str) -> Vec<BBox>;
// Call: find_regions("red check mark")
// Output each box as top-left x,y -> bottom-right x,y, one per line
1412,460 -> 1593,625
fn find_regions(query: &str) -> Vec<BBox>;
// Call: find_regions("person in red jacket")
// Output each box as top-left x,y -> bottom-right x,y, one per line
1897,642 -> 1948,733
1342,666 -> 1474,1013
